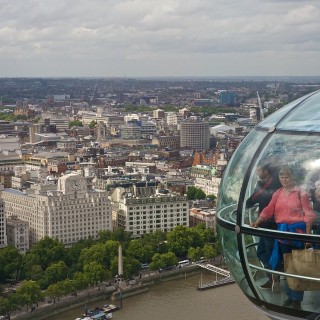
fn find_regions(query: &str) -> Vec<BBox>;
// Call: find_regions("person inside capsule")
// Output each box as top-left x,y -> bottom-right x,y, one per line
246,160 -> 281,289
251,164 -> 316,309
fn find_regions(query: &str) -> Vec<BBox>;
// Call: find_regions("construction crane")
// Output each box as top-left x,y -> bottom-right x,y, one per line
257,91 -> 264,120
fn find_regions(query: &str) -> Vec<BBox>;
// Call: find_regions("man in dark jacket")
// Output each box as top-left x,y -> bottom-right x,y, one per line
246,161 -> 281,289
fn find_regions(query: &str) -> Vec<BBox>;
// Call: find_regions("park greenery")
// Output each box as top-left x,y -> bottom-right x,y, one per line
68,120 -> 83,128
0,224 -> 219,318
186,186 -> 206,200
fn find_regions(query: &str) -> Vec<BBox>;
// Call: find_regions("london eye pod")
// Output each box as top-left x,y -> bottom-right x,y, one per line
216,90 -> 320,320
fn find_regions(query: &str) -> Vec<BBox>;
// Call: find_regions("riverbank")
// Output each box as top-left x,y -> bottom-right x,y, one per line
10,261 -> 226,320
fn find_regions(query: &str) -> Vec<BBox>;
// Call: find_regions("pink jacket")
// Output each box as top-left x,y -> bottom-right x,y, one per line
260,187 -> 316,224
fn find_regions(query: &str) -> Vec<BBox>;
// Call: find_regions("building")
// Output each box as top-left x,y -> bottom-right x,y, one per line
189,207 -> 216,231
0,150 -> 24,171
120,122 -> 142,139
180,119 -> 210,151
166,112 -> 184,126
194,176 -> 221,197
2,173 -> 112,247
110,187 -> 189,237
219,91 -> 236,105
153,109 -> 165,119
6,216 -> 29,253
0,196 -> 7,248
0,171 -> 14,188
151,135 -> 180,150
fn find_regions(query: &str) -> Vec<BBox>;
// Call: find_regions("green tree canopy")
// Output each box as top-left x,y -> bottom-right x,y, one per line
0,246 -> 23,283
83,262 -> 108,288
39,261 -> 68,289
79,240 -> 119,270
149,252 -> 178,271
16,280 -> 44,310
202,244 -> 217,259
88,120 -> 97,129
187,247 -> 203,262
26,236 -> 67,271
68,120 -> 83,128
166,225 -> 194,257
187,186 -> 206,200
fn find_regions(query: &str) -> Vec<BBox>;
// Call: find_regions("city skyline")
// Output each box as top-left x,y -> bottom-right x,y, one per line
1,0 -> 320,78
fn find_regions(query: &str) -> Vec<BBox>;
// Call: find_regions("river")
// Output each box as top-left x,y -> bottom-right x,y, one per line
45,271 -> 269,320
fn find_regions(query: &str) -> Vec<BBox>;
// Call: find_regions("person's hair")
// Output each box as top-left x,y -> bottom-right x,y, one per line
257,160 -> 272,174
279,165 -> 294,179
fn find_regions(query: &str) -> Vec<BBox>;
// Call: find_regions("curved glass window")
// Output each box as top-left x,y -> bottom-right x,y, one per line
276,93 -> 320,132
217,90 -> 320,320
217,129 -> 267,222
258,91 -> 319,130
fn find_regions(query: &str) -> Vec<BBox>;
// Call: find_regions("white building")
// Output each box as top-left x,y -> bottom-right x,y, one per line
166,112 -> 184,126
6,216 -> 29,253
2,173 -> 112,247
194,176 -> 221,197
110,188 -> 189,237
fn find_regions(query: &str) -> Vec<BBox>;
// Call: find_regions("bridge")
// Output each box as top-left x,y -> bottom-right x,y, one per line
195,263 -> 231,278
195,262 -> 234,290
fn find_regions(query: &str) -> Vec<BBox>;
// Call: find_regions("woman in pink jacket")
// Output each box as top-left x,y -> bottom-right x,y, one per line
251,165 -> 316,309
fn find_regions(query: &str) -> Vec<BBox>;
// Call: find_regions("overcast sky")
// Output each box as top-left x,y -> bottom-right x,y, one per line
1,0 -> 319,77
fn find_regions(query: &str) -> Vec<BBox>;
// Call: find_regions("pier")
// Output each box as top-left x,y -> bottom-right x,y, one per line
196,263 -> 235,290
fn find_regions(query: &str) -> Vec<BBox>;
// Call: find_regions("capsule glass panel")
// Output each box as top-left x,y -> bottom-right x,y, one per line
217,90 -> 320,319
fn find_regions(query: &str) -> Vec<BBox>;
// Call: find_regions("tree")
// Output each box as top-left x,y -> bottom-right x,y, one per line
0,246 -> 23,283
83,262 -> 108,289
187,186 -> 206,200
166,225 -> 194,257
110,256 -> 141,279
202,244 -> 217,259
140,230 -> 167,252
88,120 -> 97,129
195,188 -> 206,200
68,120 -> 83,128
187,247 -> 203,262
72,272 -> 89,290
112,228 -> 132,248
126,240 -> 153,263
66,238 -> 96,272
187,186 -> 197,200
39,261 -> 68,289
79,240 -> 119,270
97,230 -> 113,243
16,280 -> 44,310
149,252 -> 178,271
207,194 -> 216,201
26,236 -> 66,271
0,296 -> 16,319
45,284 -> 61,304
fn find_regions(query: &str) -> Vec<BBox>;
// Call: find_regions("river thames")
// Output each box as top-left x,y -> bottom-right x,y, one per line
45,272 -> 269,320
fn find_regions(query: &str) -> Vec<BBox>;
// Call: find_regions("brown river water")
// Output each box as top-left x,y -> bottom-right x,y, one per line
45,272 -> 269,320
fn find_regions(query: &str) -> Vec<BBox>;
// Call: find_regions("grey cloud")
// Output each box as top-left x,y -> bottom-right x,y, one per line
0,0 -> 320,76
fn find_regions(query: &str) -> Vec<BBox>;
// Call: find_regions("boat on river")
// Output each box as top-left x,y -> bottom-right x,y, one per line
75,304 -> 119,320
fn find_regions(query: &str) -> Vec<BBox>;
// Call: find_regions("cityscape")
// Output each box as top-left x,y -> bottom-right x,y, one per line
1,0 -> 320,319
0,76 -> 320,319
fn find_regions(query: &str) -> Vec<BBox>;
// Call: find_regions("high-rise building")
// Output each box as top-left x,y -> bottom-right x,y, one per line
2,173 -> 112,247
180,119 -> 210,151
111,187 -> 189,237
0,196 -> 7,249
219,91 -> 236,105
